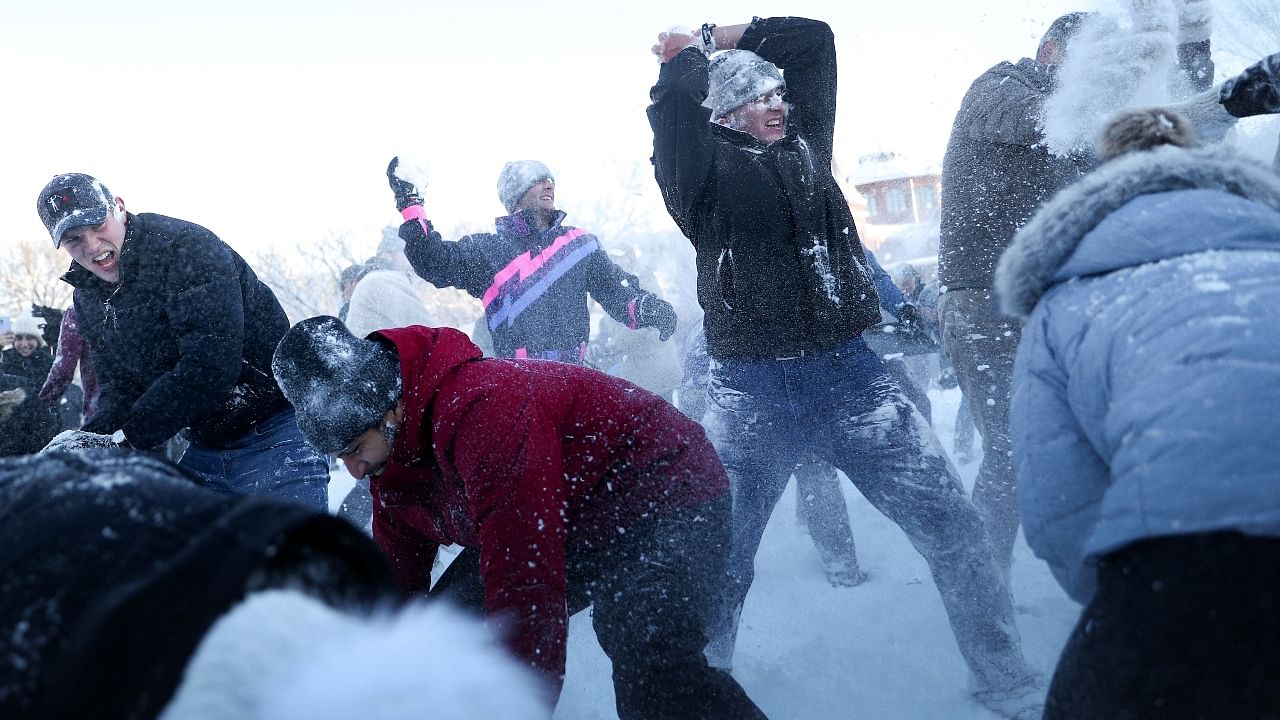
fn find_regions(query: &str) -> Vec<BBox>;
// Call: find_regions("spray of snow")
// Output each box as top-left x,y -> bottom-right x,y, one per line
1043,0 -> 1181,157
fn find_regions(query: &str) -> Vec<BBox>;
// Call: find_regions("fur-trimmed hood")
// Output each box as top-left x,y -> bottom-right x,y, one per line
996,144 -> 1280,318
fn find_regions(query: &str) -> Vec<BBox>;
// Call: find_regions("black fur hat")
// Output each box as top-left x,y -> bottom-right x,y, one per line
272,316 -> 402,454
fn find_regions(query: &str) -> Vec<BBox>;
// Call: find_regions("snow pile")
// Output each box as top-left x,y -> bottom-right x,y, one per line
40,429 -> 118,453
162,589 -> 547,720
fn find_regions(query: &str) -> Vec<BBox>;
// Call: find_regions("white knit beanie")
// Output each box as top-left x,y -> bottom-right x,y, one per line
10,314 -> 46,346
497,160 -> 554,214
703,50 -> 784,118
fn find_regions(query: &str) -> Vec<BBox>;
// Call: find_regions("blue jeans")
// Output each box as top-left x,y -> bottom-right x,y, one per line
702,337 -> 1031,690
178,409 -> 329,511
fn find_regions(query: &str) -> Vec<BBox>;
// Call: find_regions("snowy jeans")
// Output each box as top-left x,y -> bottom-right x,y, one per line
567,497 -> 767,720
178,409 -> 329,511
429,499 -> 768,720
703,336 -> 1031,690
940,288 -> 1021,569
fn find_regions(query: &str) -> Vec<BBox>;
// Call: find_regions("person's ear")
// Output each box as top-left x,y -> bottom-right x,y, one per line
1037,41 -> 1056,64
388,399 -> 404,424
115,197 -> 127,213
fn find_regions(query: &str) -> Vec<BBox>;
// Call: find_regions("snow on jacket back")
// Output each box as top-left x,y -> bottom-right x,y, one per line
63,212 -> 291,449
995,144 -> 1280,603
0,451 -> 396,720
367,325 -> 728,681
939,58 -> 1092,293
648,17 -> 882,359
404,209 -> 651,360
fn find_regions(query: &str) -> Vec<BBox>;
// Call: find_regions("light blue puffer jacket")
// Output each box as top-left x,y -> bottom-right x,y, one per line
994,145 -> 1280,603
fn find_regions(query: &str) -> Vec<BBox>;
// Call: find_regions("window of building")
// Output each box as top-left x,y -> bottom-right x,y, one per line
884,186 -> 908,214
914,184 -> 937,214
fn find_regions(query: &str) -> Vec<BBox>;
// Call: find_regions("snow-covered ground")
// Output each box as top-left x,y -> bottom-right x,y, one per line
329,384 -> 1081,719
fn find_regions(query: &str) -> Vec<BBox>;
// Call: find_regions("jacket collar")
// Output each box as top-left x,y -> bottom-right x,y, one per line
494,209 -> 567,240
370,326 -> 484,465
995,145 -> 1280,318
711,120 -> 801,155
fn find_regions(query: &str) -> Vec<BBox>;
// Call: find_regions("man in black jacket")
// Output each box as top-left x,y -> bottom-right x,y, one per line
649,17 -> 1038,717
388,158 -> 678,363
36,173 -> 329,508
938,8 -> 1214,570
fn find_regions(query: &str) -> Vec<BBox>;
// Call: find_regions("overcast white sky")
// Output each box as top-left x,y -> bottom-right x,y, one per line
4,0 -> 1261,263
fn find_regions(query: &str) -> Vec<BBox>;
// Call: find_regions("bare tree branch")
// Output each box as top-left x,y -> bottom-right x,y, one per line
0,238 -> 74,316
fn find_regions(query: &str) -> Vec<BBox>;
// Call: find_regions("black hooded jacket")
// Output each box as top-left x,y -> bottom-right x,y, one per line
648,17 -> 881,359
63,212 -> 291,449
0,451 -> 398,720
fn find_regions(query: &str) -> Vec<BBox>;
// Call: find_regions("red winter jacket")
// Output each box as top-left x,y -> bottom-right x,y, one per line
368,325 -> 727,681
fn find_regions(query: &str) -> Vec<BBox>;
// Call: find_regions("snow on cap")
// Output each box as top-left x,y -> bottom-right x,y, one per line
703,49 -> 785,118
37,173 -> 116,248
272,316 -> 402,455
497,160 -> 553,214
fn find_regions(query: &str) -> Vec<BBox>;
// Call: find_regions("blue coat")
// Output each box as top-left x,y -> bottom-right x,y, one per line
994,145 -> 1280,602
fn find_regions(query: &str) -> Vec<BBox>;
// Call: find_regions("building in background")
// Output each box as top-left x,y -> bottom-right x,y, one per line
842,151 -> 941,279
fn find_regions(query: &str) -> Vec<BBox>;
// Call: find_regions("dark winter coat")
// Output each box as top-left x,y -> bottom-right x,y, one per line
367,325 -> 728,681
63,212 -> 292,450
0,450 -> 397,720
648,17 -> 882,359
0,375 -> 59,457
402,210 -> 654,360
995,145 -> 1280,603
0,348 -> 53,390
1221,51 -> 1280,118
938,59 -> 1092,292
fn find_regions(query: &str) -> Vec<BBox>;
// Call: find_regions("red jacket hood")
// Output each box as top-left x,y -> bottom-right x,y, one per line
371,325 -> 482,465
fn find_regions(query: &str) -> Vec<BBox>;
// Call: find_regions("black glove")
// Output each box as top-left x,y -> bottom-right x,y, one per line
31,304 -> 63,347
937,366 -> 959,390
636,295 -> 678,342
386,157 -> 423,211
895,303 -> 921,328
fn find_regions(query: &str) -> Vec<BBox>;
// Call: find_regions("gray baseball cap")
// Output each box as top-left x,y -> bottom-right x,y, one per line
37,173 -> 115,248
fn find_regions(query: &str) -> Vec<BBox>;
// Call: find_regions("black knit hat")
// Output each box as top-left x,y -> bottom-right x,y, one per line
272,316 -> 402,454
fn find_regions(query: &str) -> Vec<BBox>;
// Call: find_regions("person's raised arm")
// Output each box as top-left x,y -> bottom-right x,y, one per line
386,157 -> 494,297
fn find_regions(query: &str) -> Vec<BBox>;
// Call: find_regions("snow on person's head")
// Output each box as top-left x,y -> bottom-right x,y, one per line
272,316 -> 402,455
704,49 -> 785,120
497,160 -> 554,214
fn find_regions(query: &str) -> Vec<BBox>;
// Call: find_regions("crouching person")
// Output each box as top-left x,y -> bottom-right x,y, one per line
272,317 -> 767,720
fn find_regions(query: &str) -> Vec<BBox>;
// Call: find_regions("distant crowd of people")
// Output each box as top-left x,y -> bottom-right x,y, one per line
3,7 -> 1280,720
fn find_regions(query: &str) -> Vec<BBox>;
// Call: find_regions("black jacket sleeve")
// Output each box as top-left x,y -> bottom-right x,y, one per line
584,244 -> 645,325
739,17 -> 839,164
120,232 -> 246,448
401,219 -> 496,298
647,47 -> 718,242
